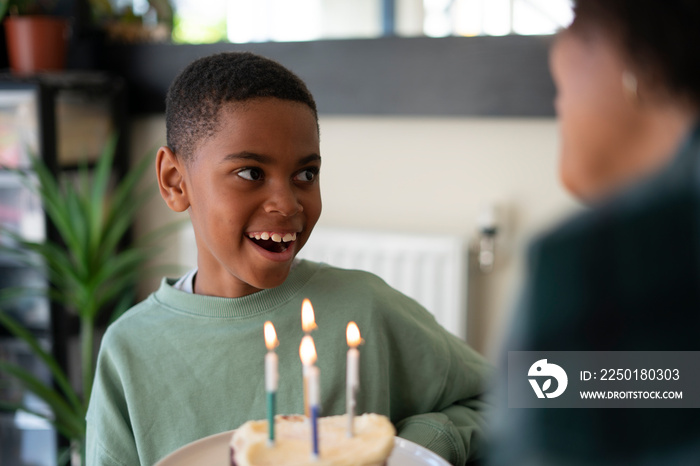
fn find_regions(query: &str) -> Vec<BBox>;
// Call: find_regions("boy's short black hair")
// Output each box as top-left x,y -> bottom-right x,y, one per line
165,51 -> 318,161
571,0 -> 700,107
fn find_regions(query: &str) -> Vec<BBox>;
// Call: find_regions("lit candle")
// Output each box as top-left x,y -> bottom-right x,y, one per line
264,321 -> 279,445
299,335 -> 320,459
301,299 -> 316,417
301,298 -> 317,334
346,322 -> 361,437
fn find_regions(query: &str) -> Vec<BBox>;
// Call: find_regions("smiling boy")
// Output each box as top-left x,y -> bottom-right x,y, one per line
86,52 -> 491,465
157,95 -> 321,297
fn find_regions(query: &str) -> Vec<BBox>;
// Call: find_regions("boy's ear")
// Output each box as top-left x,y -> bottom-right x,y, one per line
156,146 -> 190,212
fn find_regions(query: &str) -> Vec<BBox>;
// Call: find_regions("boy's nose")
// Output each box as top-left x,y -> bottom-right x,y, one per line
264,184 -> 303,216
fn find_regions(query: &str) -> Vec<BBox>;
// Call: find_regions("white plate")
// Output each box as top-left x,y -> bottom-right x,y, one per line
155,430 -> 451,466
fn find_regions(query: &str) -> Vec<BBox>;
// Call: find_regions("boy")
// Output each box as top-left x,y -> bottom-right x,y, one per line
86,52 -> 491,465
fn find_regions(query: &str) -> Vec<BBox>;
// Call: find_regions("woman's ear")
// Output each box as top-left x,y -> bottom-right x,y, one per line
156,146 -> 190,212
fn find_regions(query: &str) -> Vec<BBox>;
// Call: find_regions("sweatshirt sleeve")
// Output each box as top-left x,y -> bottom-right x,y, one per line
86,329 -> 140,466
378,286 -> 493,466
395,335 -> 492,465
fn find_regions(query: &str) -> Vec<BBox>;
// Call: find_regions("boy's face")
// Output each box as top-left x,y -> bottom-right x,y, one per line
173,98 -> 321,298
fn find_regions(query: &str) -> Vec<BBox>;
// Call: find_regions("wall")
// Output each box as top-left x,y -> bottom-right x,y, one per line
130,114 -> 580,362
105,35 -> 554,116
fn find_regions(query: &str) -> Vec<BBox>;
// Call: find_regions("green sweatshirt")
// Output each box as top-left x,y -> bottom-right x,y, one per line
86,260 -> 492,465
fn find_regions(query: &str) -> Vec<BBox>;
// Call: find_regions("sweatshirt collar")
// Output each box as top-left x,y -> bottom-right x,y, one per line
152,259 -> 321,318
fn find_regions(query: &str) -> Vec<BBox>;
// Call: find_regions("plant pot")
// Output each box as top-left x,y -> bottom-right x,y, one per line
4,16 -> 70,74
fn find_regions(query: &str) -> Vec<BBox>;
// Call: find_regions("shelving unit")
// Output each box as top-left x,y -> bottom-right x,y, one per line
0,72 -> 128,465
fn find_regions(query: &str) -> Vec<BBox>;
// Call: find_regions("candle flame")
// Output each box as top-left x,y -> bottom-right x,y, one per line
299,335 -> 317,365
301,298 -> 317,333
346,321 -> 362,347
264,321 -> 279,350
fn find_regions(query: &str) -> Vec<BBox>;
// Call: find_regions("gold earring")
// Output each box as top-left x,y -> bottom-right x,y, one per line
622,70 -> 639,103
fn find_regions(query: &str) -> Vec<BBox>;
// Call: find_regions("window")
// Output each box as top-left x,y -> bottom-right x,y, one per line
424,0 -> 573,37
165,0 -> 573,44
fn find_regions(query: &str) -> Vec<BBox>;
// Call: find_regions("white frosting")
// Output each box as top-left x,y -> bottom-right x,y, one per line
231,413 -> 395,466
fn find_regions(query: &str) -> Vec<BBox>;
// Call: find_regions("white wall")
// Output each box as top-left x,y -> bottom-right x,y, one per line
130,114 -> 579,361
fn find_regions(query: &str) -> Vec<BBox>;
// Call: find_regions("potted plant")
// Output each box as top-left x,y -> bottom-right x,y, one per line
0,0 -> 70,73
0,135 -> 179,464
96,0 -> 173,44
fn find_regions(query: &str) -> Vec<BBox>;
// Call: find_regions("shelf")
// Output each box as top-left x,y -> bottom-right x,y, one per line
0,171 -> 24,186
0,400 -> 56,466
0,71 -> 129,459
0,71 -> 123,92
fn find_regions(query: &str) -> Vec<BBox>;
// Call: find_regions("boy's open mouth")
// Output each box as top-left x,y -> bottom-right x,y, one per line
247,232 -> 297,254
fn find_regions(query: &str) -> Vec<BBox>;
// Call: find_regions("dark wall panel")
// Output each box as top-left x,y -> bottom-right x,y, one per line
105,35 -> 555,117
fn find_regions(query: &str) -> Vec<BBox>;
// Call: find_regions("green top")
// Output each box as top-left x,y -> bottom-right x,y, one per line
86,260 -> 492,465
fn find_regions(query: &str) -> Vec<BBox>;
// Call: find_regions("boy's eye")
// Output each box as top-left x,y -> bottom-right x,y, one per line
294,168 -> 318,182
237,168 -> 263,181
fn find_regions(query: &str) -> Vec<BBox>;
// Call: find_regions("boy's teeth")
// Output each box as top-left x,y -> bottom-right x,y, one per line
247,232 -> 298,242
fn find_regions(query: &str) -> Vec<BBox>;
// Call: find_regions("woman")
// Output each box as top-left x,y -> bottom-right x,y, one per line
489,1 -> 700,464
552,1 -> 698,203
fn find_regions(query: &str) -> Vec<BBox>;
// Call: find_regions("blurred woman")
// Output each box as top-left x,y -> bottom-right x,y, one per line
489,1 -> 700,464
553,1 -> 699,203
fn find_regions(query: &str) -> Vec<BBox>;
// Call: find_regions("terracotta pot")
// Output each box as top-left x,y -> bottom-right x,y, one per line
4,16 -> 70,74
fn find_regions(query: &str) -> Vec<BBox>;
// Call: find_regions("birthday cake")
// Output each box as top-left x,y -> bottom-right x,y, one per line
230,413 -> 396,466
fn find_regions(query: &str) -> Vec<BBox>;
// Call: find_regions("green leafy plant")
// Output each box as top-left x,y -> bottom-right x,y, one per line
0,0 -> 113,25
0,135 -> 179,463
0,0 -> 56,19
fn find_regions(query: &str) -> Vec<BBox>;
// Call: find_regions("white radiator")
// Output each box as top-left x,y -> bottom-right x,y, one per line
297,227 -> 469,340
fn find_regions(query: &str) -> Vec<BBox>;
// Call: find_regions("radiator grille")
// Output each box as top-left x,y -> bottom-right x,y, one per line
297,227 -> 469,340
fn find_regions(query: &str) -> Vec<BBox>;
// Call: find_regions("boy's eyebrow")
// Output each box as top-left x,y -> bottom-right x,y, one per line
222,152 -> 321,165
298,154 -> 322,165
222,152 -> 273,164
